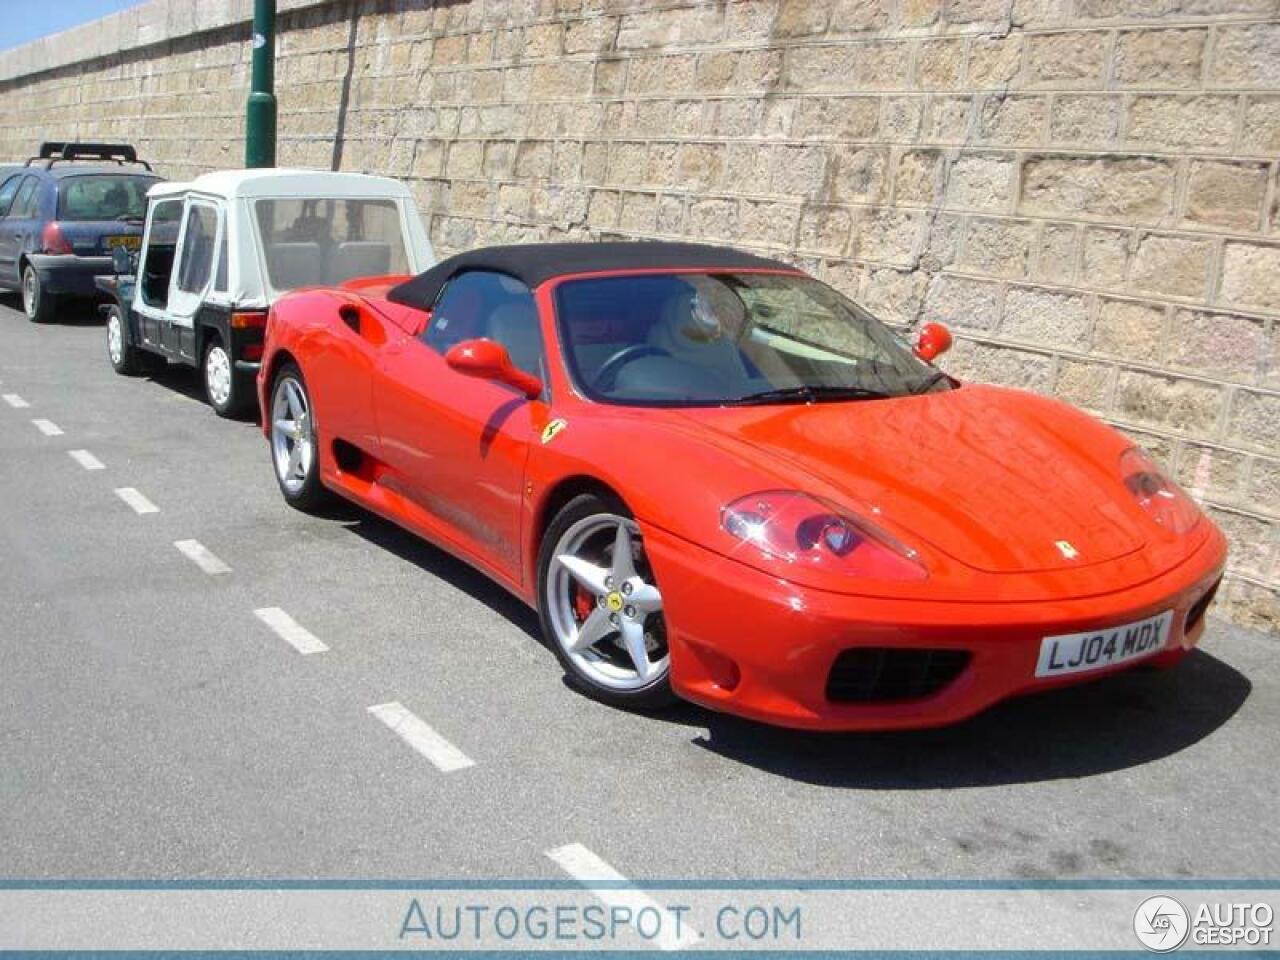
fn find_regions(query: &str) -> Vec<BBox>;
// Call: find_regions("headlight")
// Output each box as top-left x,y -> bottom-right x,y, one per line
1120,448 -> 1201,535
721,490 -> 928,581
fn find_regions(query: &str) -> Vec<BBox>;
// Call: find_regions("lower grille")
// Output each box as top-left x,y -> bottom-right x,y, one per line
826,647 -> 971,703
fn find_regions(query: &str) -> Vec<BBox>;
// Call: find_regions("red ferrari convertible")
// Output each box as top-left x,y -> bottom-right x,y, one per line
258,242 -> 1226,731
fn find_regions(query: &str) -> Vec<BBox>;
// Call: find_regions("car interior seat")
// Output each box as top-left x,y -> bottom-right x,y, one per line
100,184 -> 130,220
265,242 -> 323,291
485,301 -> 542,377
647,289 -> 751,387
142,247 -> 175,307
329,241 -> 392,284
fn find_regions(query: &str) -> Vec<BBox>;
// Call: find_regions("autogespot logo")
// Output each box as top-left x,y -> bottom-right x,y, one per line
1134,896 -> 1191,952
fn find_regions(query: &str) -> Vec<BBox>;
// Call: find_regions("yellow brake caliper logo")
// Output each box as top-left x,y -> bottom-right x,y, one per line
541,418 -> 567,444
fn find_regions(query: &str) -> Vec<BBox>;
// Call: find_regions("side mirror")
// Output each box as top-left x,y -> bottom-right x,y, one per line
111,245 -> 135,276
445,338 -> 543,400
914,322 -> 952,362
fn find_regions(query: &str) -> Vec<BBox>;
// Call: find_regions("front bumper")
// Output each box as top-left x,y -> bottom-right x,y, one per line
30,254 -> 114,297
643,524 -> 1228,731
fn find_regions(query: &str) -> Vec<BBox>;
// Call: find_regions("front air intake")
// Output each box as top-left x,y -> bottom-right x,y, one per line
1185,578 -> 1222,634
826,647 -> 971,703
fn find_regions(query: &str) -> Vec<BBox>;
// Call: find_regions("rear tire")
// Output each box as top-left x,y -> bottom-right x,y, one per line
269,362 -> 328,512
537,493 -> 676,711
22,265 -> 57,324
203,336 -> 252,418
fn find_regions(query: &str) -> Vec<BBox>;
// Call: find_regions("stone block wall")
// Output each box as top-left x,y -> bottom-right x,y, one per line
1,0 -> 1278,631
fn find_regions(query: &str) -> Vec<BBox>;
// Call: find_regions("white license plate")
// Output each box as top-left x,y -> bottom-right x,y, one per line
1035,610 -> 1174,679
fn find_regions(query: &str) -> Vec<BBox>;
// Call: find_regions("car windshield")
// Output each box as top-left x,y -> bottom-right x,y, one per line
554,272 -> 948,407
254,197 -> 411,293
57,175 -> 156,221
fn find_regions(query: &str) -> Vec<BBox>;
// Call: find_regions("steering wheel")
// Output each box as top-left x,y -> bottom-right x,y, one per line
593,344 -> 671,392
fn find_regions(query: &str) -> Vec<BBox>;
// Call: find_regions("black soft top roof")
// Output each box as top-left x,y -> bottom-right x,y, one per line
387,242 -> 795,308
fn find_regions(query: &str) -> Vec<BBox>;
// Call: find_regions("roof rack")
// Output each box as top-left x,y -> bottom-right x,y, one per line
25,142 -> 152,171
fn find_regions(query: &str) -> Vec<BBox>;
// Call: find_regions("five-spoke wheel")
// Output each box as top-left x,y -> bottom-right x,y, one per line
539,494 -> 673,708
269,363 -> 326,510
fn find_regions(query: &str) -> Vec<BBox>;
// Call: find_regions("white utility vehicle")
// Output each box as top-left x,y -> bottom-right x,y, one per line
98,169 -> 435,416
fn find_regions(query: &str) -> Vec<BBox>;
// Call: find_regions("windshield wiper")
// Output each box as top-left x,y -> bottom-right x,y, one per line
912,370 -> 951,394
723,385 -> 893,406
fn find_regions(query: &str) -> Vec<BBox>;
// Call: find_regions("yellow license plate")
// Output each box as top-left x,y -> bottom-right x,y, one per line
106,235 -> 141,251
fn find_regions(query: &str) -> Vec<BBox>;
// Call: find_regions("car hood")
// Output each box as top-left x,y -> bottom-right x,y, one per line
674,385 -> 1146,575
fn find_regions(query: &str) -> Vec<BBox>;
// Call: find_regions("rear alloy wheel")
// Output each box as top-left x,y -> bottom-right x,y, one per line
538,494 -> 675,710
203,338 -> 250,418
270,363 -> 327,511
106,307 -> 143,375
22,265 -> 57,324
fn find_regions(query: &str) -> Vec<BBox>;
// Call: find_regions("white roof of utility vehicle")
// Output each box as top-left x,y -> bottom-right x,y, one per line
147,168 -> 416,201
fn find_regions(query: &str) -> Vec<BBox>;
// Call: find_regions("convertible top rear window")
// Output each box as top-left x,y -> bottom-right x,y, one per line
254,198 -> 410,293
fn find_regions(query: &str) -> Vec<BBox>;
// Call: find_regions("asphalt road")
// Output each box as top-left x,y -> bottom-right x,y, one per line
1,295 -> 1277,884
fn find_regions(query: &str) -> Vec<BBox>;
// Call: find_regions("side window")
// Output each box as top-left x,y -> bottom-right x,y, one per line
214,219 -> 228,293
9,178 -> 39,220
0,175 -> 22,218
175,202 -> 219,295
422,271 -> 544,379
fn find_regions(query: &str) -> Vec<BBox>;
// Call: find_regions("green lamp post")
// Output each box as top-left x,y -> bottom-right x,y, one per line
245,0 -> 277,168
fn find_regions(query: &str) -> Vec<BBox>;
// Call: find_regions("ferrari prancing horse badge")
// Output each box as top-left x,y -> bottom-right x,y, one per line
541,419 -> 568,444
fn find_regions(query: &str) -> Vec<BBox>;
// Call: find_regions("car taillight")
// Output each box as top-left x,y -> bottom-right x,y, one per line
721,490 -> 927,581
230,310 -> 268,329
41,222 -> 73,256
1120,448 -> 1201,535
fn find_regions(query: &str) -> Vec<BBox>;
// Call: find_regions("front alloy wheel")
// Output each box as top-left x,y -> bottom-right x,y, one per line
270,364 -> 326,510
540,495 -> 674,709
106,307 -> 140,375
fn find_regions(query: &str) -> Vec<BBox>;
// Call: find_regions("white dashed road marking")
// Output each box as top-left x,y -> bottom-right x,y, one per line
546,843 -> 701,951
254,607 -> 328,655
68,449 -> 105,471
31,419 -> 63,436
173,539 -> 231,575
114,487 -> 159,515
3,393 -> 30,408
367,701 -> 475,773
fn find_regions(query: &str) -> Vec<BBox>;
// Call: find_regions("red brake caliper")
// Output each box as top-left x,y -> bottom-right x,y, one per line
572,584 -> 594,622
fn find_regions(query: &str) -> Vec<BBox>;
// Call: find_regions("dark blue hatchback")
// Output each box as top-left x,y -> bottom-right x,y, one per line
0,143 -> 162,323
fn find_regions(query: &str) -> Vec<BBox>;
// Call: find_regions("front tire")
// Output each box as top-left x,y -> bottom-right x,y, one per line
537,493 -> 675,710
106,306 -> 145,375
203,337 -> 252,418
22,265 -> 57,324
269,362 -> 327,511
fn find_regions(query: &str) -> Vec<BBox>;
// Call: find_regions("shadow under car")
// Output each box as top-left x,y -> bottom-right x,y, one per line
330,506 -> 1251,789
